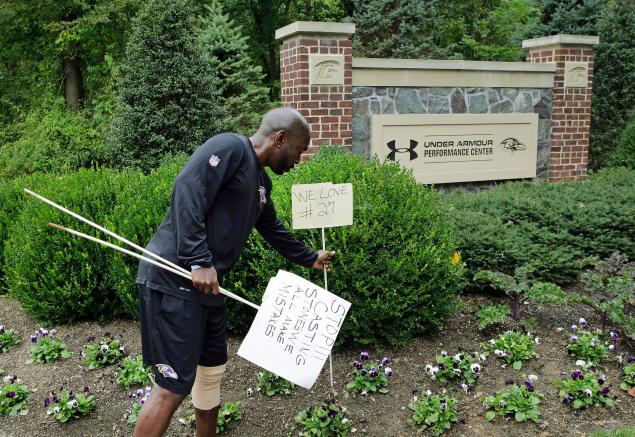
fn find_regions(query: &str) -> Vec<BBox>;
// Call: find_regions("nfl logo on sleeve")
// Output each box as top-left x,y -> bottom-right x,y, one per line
208,155 -> 221,167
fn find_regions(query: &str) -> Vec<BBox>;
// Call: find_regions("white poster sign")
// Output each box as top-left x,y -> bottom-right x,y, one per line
237,270 -> 351,389
291,183 -> 353,229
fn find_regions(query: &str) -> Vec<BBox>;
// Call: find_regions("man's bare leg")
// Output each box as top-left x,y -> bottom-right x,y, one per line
133,384 -> 185,437
195,406 -> 220,437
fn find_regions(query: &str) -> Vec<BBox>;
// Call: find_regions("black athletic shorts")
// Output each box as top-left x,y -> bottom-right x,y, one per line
138,285 -> 228,395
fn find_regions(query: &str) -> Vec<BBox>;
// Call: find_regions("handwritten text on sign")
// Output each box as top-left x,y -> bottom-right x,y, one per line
237,270 -> 351,389
291,183 -> 353,229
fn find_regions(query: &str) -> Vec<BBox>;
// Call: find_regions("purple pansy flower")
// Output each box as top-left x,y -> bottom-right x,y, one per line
369,368 -> 378,378
579,318 -> 588,327
601,387 -> 610,395
572,370 -> 582,380
360,390 -> 368,397
328,409 -> 337,418
30,335 -> 38,343
571,324 -> 578,332
44,397 -> 50,408
439,363 -> 446,370
610,331 -> 619,341
360,369 -> 367,376
570,335 -> 579,344
384,367 -> 393,377
360,352 -> 369,361
524,380 -> 535,392
598,374 -> 606,385
627,355 -> 635,364
563,395 -> 574,404
381,356 -> 391,366
6,391 -> 15,398
96,352 -> 104,361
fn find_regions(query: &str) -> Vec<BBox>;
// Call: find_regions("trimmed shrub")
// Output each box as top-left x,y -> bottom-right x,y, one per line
106,157 -> 186,316
3,169 -> 136,323
445,168 -> 635,284
224,147 -> 466,346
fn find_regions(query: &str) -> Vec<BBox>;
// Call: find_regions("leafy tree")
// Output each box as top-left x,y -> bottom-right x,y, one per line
0,0 -> 141,117
351,0 -> 537,61
217,0 -> 348,98
197,2 -> 271,134
590,0 -> 635,169
107,0 -> 229,172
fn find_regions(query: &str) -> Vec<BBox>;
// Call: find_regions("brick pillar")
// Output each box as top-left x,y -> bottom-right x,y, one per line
275,21 -> 355,160
523,34 -> 599,181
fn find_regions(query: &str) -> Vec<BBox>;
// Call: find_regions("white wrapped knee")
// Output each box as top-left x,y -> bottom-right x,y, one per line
191,364 -> 225,410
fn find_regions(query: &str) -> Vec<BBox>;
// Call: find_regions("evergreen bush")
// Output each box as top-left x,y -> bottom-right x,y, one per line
107,0 -> 229,172
197,2 -> 271,135
611,120 -> 635,169
445,168 -> 635,284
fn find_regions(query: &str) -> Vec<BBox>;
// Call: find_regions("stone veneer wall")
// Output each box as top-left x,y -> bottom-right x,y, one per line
352,86 -> 552,179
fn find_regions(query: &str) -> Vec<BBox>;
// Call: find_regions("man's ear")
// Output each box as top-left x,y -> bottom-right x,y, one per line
274,130 -> 287,148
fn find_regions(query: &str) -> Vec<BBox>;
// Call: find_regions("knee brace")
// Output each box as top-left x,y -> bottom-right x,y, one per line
191,364 -> 226,410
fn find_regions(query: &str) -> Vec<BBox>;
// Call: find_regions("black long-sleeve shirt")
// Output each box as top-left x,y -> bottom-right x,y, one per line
136,133 -> 318,306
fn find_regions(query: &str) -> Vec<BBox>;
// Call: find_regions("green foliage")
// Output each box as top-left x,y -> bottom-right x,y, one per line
483,380 -> 542,423
107,0 -> 229,172
295,400 -> 353,437
426,351 -> 484,386
0,96 -> 106,180
0,376 -> 29,416
345,353 -> 391,395
477,304 -> 511,330
445,168 -> 635,284
620,362 -> 635,392
106,159 -> 185,317
116,355 -> 152,389
612,120 -> 635,169
216,401 -> 242,434
554,369 -> 614,409
482,331 -> 538,370
0,326 -> 20,353
566,329 -> 609,366
27,329 -> 70,364
352,0 -> 537,61
46,390 -> 96,422
83,335 -> 124,369
408,393 -> 458,436
523,0 -> 602,38
256,370 -> 294,396
459,0 -> 538,61
197,2 -> 271,134
568,252 -> 635,339
474,266 -> 565,318
590,0 -> 635,169
225,147 -> 465,346
124,386 -> 151,425
591,427 -> 635,437
4,169 -> 136,323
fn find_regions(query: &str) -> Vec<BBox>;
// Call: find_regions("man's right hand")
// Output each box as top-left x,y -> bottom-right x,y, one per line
191,267 -> 220,295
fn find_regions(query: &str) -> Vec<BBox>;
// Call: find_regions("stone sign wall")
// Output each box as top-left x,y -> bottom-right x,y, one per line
352,86 -> 552,179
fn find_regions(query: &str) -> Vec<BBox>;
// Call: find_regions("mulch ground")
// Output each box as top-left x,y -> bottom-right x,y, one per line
0,293 -> 633,437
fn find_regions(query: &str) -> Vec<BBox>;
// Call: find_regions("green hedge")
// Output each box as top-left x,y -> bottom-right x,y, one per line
3,169 -> 137,323
445,168 -> 635,284
1,148 -> 464,346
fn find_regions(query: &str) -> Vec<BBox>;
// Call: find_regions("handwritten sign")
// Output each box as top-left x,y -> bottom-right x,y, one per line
291,183 -> 353,229
237,270 -> 351,389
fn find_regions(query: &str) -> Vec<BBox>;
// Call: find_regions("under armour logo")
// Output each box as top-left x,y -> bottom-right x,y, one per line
156,364 -> 178,380
386,139 -> 418,161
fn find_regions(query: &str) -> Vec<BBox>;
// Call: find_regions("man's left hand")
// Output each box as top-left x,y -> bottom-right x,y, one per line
312,250 -> 336,272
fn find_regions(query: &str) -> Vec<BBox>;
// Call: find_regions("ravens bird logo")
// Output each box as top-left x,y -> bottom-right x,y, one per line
501,137 -> 526,152
156,363 -> 178,380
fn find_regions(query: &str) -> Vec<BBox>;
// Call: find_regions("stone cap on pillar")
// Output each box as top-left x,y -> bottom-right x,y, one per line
522,34 -> 599,49
275,21 -> 355,41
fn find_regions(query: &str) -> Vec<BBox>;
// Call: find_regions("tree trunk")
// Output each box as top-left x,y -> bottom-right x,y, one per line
63,58 -> 83,111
